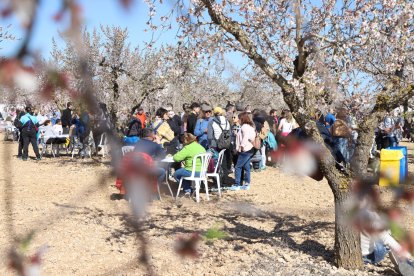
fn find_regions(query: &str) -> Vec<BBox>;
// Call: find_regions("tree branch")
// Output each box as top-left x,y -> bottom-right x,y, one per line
200,0 -> 302,112
372,81 -> 414,113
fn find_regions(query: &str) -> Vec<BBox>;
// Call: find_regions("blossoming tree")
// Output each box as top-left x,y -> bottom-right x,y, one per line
146,0 -> 414,268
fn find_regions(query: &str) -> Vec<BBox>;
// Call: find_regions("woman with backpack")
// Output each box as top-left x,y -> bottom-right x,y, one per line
230,112 -> 256,191
208,107 -> 232,176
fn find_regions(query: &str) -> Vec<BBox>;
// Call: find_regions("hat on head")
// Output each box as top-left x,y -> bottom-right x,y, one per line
213,107 -> 224,115
201,104 -> 212,112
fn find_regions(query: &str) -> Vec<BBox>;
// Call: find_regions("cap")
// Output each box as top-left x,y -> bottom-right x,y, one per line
213,107 -> 224,115
201,104 -> 212,112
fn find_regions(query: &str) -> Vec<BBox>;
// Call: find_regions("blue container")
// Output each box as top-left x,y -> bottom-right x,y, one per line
387,146 -> 408,183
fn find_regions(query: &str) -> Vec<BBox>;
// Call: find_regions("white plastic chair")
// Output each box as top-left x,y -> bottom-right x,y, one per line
122,146 -> 135,156
41,136 -> 56,157
98,133 -> 108,157
206,149 -> 226,197
71,136 -> 92,159
176,152 -> 212,203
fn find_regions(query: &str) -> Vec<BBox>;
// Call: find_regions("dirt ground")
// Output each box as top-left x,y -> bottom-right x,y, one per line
0,140 -> 413,275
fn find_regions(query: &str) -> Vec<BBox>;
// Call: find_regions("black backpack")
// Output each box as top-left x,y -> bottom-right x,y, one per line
213,119 -> 231,149
127,118 -> 142,137
13,117 -> 23,129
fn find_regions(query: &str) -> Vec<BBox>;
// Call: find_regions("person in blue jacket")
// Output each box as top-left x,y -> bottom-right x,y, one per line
20,106 -> 41,161
194,104 -> 213,149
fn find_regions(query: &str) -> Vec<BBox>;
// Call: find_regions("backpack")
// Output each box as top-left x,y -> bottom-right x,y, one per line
127,118 -> 142,137
13,117 -> 23,129
213,119 -> 231,149
264,131 -> 277,150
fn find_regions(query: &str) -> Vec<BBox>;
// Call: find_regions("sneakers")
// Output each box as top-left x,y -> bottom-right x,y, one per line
36,156 -> 42,161
229,185 -> 240,191
22,158 -> 28,161
241,184 -> 250,191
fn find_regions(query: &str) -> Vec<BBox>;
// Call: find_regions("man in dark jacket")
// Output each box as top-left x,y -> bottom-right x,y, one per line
134,128 -> 167,188
165,104 -> 182,152
61,102 -> 73,133
14,109 -> 24,158
20,106 -> 41,161
186,102 -> 200,135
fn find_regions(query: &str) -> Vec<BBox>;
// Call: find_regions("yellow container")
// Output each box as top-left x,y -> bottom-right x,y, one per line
379,149 -> 403,187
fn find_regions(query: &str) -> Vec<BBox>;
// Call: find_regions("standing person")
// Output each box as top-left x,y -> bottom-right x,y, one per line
383,112 -> 397,148
152,108 -> 175,151
165,104 -> 182,152
61,102 -> 73,134
325,107 -> 336,129
186,102 -> 200,135
93,102 -> 111,154
173,133 -> 206,196
134,107 -> 146,129
225,102 -> 235,122
231,112 -> 241,167
230,112 -> 256,191
36,109 -> 49,126
181,103 -> 191,134
278,110 -> 294,137
20,106 -> 41,161
14,109 -> 24,158
269,109 -> 279,135
194,104 -> 213,149
257,110 -> 270,170
208,107 -> 232,175
331,108 -> 352,165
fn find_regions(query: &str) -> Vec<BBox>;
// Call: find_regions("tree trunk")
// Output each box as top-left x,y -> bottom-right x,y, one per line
332,186 -> 363,269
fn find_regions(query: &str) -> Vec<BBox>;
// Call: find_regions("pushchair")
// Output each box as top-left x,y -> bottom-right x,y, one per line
3,121 -> 19,141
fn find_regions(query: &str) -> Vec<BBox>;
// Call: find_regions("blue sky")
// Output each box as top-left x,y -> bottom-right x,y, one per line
1,0 -> 177,58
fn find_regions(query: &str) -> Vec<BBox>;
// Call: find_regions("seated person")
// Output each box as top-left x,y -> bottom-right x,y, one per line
360,203 -> 414,275
134,128 -> 167,190
53,119 -> 63,135
173,133 -> 206,195
42,120 -> 57,141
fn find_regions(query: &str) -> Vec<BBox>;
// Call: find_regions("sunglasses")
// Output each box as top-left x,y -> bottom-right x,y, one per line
205,110 -> 212,113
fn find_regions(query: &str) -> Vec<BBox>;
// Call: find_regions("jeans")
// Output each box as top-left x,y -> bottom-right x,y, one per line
22,131 -> 40,159
259,145 -> 266,168
154,167 -> 166,184
334,137 -> 350,164
234,149 -> 254,186
174,168 -> 200,192
363,242 -> 388,265
17,135 -> 24,157
387,136 -> 398,147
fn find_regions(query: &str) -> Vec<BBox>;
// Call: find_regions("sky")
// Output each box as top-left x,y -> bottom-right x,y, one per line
1,0 -> 180,59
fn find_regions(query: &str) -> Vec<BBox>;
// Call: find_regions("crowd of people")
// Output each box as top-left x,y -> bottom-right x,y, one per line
2,100 -> 414,273
4,102 -> 109,160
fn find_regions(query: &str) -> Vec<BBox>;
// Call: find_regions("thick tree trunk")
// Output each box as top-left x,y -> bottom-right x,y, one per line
332,185 -> 363,269
351,117 -> 377,174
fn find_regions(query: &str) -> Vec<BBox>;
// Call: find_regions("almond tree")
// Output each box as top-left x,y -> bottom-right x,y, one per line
146,0 -> 414,268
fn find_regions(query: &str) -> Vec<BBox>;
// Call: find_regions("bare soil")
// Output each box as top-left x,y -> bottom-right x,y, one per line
1,140 -> 413,275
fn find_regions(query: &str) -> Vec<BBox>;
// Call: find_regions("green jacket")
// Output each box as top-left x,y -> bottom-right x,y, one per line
173,142 -> 206,172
